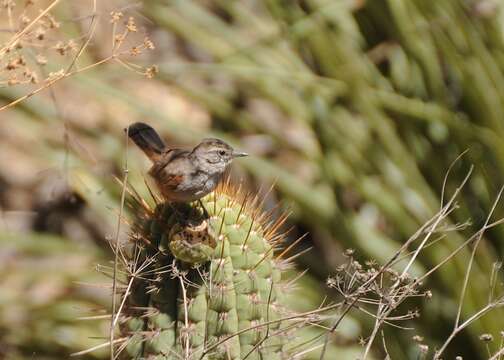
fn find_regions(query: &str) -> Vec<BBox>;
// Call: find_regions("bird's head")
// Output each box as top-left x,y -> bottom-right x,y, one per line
191,138 -> 248,173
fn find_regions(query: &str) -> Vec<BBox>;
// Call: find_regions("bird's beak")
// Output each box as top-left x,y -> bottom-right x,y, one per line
232,151 -> 248,158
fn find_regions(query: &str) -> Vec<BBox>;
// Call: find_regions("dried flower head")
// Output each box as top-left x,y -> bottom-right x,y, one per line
326,277 -> 337,288
418,344 -> 429,354
110,11 -> 123,23
126,17 -> 137,32
46,69 -> 64,82
43,13 -> 60,29
144,37 -> 155,50
129,46 -> 141,56
145,65 -> 158,79
343,248 -> 355,257
7,75 -> 19,86
35,54 -> 47,65
479,333 -> 493,342
34,26 -> 45,40
412,335 -> 424,342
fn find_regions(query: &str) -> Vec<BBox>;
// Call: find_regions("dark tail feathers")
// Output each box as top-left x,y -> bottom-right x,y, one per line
126,122 -> 166,162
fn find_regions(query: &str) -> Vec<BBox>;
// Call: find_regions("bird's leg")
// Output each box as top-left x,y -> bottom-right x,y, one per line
167,202 -> 186,224
198,199 -> 210,219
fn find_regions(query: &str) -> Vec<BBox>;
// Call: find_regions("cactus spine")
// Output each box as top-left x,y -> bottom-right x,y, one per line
121,181 -> 293,359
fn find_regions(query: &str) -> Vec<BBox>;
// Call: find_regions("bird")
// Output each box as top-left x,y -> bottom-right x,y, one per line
126,122 -> 248,204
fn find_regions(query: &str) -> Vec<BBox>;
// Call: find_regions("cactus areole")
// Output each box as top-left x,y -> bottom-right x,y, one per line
122,182 -> 292,360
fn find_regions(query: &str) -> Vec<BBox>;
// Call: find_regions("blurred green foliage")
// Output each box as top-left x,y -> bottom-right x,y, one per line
0,233 -> 109,359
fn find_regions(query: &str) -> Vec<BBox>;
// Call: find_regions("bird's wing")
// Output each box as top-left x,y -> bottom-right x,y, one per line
149,149 -> 190,186
156,149 -> 190,169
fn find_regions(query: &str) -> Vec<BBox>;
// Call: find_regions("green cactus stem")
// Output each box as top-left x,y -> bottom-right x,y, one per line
120,181 -> 295,360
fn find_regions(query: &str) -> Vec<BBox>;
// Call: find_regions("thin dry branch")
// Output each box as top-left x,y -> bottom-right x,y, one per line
110,127 -> 130,359
319,164 -> 504,360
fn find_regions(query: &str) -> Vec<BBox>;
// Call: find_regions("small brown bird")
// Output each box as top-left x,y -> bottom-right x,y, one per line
126,122 -> 248,203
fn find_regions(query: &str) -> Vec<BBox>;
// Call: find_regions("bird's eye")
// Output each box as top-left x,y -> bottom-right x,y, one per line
218,150 -> 226,156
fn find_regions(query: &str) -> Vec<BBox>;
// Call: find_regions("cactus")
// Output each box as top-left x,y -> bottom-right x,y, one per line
119,180 -> 297,360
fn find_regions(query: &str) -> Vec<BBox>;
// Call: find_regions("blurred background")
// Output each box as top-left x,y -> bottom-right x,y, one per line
2,0 -> 504,359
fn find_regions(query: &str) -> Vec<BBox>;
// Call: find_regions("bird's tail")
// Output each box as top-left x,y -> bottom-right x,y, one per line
126,122 -> 166,162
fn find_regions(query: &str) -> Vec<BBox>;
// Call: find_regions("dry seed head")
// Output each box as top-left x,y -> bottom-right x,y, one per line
352,260 -> 362,270
365,259 -> 377,267
2,0 -> 14,11
358,336 -> 366,346
412,335 -> 424,342
144,37 -> 155,50
35,26 -> 46,40
126,17 -> 137,32
35,54 -> 47,65
5,58 -> 20,70
326,277 -> 337,288
23,68 -> 37,83
2,5 -> 155,97
129,46 -> 141,56
343,248 -> 355,257
479,333 -> 493,342
53,40 -> 77,56
53,40 -> 64,54
7,75 -> 19,86
114,34 -> 125,45
110,11 -> 123,23
145,65 -> 158,79
46,69 -> 64,81
20,13 -> 30,24
43,12 -> 60,29
418,344 -> 429,354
